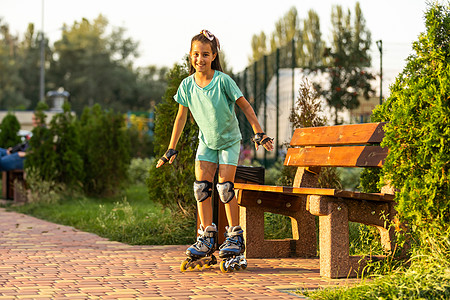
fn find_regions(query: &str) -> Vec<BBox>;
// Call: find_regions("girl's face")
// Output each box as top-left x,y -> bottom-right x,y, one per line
190,41 -> 216,74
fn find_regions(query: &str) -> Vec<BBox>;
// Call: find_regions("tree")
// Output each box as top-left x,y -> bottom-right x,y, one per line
0,19 -> 29,109
134,65 -> 168,110
249,7 -> 325,69
301,10 -> 326,68
372,2 -> 450,229
320,2 -> 375,124
269,7 -> 300,52
50,15 -> 139,114
18,23 -> 52,110
250,31 -> 268,63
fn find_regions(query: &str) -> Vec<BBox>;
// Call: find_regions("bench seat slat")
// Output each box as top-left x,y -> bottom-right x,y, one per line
284,145 -> 388,168
290,122 -> 386,147
235,182 -> 395,202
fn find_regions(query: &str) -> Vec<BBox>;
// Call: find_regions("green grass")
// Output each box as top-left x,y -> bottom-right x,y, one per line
297,227 -> 450,299
6,184 -> 197,245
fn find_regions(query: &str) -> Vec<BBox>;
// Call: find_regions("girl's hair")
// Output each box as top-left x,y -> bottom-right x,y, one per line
189,31 -> 223,75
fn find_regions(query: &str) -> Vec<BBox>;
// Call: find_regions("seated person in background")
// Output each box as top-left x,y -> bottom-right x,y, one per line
0,140 -> 29,171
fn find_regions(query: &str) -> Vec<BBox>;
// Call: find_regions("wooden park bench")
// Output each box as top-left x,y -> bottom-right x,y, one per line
2,170 -> 27,203
235,122 -> 397,278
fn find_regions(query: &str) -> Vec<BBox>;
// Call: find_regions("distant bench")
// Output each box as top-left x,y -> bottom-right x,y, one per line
235,122 -> 397,278
2,170 -> 27,203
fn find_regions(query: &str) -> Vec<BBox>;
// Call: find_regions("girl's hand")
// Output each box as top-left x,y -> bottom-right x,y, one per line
251,133 -> 274,151
156,149 -> 178,168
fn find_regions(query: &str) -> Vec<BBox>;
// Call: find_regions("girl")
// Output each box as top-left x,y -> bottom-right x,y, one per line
156,30 -> 273,271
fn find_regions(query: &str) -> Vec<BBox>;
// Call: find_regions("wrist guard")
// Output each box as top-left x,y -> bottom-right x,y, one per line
160,149 -> 178,165
251,133 -> 273,146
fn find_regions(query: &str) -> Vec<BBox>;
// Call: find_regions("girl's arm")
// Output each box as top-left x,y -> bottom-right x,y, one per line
236,96 -> 274,151
156,104 -> 189,168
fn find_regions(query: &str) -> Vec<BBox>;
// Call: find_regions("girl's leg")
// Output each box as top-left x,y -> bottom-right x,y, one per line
195,160 -> 217,228
218,164 -> 238,226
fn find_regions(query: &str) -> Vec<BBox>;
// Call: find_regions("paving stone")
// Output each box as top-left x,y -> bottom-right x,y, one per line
0,208 -> 361,299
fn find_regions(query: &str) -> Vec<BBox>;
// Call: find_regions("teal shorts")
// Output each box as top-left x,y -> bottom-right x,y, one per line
196,140 -> 241,166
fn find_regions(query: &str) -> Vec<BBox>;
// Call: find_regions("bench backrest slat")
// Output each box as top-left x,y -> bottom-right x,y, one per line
290,122 -> 386,147
285,146 -> 387,168
284,122 -> 387,168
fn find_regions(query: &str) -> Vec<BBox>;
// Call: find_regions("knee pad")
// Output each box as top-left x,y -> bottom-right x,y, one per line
194,180 -> 212,202
216,181 -> 235,204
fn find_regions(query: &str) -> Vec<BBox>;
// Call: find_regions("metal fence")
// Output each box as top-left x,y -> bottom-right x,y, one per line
233,39 -> 298,167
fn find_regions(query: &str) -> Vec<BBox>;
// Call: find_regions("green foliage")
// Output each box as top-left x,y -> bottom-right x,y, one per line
290,79 -> 326,128
372,2 -> 450,229
18,23 -> 53,109
321,2 -> 375,124
79,104 -> 131,196
250,7 -> 325,68
26,103 -> 83,188
300,226 -> 450,300
147,59 -> 198,211
127,127 -> 154,158
288,79 -> 341,189
135,66 -> 169,109
22,167 -> 66,204
359,167 -> 381,193
49,102 -> 84,187
0,113 -> 21,147
26,103 -> 58,181
50,16 -> 139,114
26,102 -> 131,198
0,16 -> 168,113
264,212 -> 293,240
0,20 -> 30,109
128,157 -> 154,186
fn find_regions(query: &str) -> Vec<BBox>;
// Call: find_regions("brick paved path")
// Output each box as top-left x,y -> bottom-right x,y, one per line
0,208 -> 359,299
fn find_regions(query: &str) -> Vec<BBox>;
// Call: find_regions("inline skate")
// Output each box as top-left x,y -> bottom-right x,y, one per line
219,225 -> 247,273
180,224 -> 218,272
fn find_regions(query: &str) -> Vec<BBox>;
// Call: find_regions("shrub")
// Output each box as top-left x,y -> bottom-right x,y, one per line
127,127 -> 154,158
79,104 -> 131,197
22,167 -> 66,204
25,102 -> 83,188
128,157 -> 154,185
372,2 -> 450,230
147,59 -> 198,212
288,79 -> 341,189
0,113 -> 21,147
48,102 -> 84,187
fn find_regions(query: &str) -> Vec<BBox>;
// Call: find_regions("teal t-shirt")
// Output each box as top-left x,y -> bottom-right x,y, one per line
174,71 -> 243,150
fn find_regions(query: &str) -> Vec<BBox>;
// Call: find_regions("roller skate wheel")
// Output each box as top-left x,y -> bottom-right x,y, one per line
219,260 -> 229,273
233,263 -> 241,271
180,260 -> 189,272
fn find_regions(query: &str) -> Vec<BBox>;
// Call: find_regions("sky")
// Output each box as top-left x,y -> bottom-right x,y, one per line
1,0 -> 431,95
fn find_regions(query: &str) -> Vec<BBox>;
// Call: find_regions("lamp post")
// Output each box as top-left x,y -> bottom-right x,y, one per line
376,40 -> 383,105
39,0 -> 45,102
